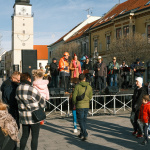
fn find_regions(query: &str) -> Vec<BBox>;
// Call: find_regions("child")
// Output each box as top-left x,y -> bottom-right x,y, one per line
138,95 -> 150,145
32,69 -> 49,124
69,93 -> 78,133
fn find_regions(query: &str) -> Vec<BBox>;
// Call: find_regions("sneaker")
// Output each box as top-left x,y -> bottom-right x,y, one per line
132,131 -> 137,135
78,134 -> 84,139
74,129 -> 78,133
148,135 -> 150,139
136,134 -> 143,138
140,140 -> 148,146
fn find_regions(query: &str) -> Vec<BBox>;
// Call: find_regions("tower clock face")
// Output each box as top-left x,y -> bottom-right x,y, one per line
21,7 -> 26,13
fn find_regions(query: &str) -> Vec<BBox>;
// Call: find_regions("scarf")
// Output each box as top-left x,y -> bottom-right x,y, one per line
0,110 -> 19,142
72,60 -> 82,78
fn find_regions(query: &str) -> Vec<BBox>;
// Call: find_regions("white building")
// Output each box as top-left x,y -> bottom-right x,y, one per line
11,0 -> 33,73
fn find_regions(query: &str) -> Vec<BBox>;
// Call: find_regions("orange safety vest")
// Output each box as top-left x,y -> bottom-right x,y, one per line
59,57 -> 69,73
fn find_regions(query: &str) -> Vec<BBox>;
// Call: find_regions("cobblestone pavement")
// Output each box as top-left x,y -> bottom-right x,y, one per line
25,114 -> 149,150
0,78 -> 149,150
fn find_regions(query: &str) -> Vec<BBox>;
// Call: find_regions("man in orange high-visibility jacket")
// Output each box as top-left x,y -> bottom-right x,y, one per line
59,52 -> 70,93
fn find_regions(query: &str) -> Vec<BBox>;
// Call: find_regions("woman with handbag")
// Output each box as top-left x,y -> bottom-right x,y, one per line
0,100 -> 19,150
16,73 -> 46,150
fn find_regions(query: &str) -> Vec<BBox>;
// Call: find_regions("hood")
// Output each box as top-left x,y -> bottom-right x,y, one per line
79,81 -> 89,87
33,80 -> 49,90
146,102 -> 150,106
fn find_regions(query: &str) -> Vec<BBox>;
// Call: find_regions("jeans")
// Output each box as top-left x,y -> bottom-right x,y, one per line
97,76 -> 106,91
20,123 -> 40,150
110,74 -> 117,87
72,110 -> 77,129
144,124 -> 149,141
130,111 -> 142,134
50,75 -> 58,88
76,108 -> 89,137
60,76 -> 70,92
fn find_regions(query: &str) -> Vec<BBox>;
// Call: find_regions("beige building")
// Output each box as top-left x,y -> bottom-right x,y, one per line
89,0 -> 150,64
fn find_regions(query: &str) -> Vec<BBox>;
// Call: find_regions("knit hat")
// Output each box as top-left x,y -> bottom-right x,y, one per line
52,58 -> 57,61
142,95 -> 150,101
136,77 -> 143,85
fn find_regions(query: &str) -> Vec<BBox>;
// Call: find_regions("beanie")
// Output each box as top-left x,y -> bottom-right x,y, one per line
136,77 -> 143,85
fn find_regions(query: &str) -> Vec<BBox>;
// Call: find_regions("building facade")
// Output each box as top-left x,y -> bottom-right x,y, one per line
89,0 -> 150,64
11,0 -> 33,73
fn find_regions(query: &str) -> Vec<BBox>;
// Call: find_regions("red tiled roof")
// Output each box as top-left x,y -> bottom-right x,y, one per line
65,20 -> 98,42
92,0 -> 150,29
33,45 -> 48,60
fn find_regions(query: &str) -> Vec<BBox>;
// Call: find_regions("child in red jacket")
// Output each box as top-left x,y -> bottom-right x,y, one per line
138,95 -> 150,145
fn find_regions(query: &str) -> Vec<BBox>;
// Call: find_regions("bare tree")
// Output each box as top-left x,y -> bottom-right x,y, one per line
52,41 -> 82,62
109,33 -> 150,65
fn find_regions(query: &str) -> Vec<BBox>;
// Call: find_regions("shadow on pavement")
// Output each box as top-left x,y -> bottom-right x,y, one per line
41,116 -> 149,150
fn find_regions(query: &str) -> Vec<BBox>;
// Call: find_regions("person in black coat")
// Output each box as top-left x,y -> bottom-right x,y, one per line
130,77 -> 147,138
130,58 -> 144,78
50,58 -> 59,88
82,57 -> 92,83
1,71 -> 20,129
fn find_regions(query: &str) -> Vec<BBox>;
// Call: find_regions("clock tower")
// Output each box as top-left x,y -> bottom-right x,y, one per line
12,0 -> 33,72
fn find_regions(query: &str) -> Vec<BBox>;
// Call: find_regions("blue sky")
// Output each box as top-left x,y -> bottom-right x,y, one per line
0,0 -> 126,53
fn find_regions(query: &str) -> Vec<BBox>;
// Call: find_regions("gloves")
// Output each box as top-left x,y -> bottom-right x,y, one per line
64,66 -> 68,70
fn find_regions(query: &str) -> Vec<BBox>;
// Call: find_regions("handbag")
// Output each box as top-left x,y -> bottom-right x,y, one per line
32,107 -> 46,123
20,99 -> 46,123
76,86 -> 87,101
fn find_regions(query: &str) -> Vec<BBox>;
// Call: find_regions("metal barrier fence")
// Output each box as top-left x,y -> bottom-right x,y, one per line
46,94 -> 133,117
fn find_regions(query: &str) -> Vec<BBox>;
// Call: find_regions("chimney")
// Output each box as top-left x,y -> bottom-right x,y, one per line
87,15 -> 91,18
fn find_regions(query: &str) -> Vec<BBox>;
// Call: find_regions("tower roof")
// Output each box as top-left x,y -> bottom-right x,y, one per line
14,0 -> 31,6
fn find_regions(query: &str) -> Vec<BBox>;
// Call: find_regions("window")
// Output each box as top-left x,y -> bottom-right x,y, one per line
83,43 -> 86,55
116,28 -> 122,39
147,25 -> 150,43
133,25 -> 135,35
49,51 -> 52,58
106,36 -> 110,50
94,39 -> 98,52
39,63 -> 41,67
123,26 -> 129,36
23,30 -> 25,34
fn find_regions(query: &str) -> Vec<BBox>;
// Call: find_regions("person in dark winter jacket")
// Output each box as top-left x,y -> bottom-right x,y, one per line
1,71 -> 21,129
130,58 -> 144,78
93,56 -> 107,91
50,58 -> 59,88
72,74 -> 93,141
82,57 -> 92,83
131,77 -> 147,138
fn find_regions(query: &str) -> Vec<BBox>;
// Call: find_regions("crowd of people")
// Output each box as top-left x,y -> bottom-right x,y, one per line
48,52 -> 146,94
0,51 -> 149,149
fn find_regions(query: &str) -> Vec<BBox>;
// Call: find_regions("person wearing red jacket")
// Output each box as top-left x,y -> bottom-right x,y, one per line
138,95 -> 150,145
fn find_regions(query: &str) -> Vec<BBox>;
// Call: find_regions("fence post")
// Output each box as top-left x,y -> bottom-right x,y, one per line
113,95 -> 116,114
